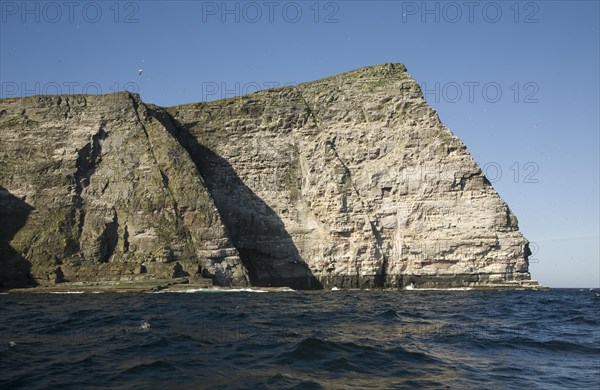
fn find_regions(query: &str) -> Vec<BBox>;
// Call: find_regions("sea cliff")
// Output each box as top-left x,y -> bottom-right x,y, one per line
0,64 -> 538,291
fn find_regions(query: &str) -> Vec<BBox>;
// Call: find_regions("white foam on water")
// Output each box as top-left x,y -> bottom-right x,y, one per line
273,287 -> 296,292
404,286 -> 473,291
50,291 -> 103,294
202,288 -> 269,293
153,288 -> 271,294
48,291 -> 85,294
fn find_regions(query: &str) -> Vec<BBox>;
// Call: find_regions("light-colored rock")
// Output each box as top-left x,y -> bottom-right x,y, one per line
167,63 -> 534,288
0,64 -> 536,290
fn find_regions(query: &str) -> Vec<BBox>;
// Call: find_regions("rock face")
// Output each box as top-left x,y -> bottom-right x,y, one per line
0,93 -> 248,288
0,64 -> 535,290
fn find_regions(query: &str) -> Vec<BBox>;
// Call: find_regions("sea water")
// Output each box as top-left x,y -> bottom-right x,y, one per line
1,289 -> 599,389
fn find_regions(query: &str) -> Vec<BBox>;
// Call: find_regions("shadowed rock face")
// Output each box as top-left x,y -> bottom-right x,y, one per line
0,64 -> 534,290
0,186 -> 34,289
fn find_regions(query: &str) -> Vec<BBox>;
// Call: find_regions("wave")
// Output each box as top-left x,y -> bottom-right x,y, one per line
519,339 -> 600,354
118,359 -> 177,376
470,335 -> 600,355
378,309 -> 402,320
279,336 -> 441,366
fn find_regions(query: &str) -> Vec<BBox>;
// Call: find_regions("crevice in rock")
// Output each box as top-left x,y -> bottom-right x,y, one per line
129,96 -> 178,209
324,139 -> 389,287
122,224 -> 130,253
297,87 -> 321,128
159,171 -> 170,188
456,171 -> 479,191
140,105 -> 224,281
297,86 -> 390,286
74,128 -> 105,195
73,126 -> 107,251
99,210 -> 119,263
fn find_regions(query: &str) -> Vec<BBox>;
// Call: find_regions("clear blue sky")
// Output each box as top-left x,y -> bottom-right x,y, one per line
1,0 -> 598,287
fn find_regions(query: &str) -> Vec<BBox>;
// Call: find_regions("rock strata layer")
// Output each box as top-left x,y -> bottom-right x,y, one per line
0,64 -> 536,290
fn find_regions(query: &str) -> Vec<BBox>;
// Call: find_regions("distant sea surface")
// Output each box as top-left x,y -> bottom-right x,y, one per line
1,289 -> 599,389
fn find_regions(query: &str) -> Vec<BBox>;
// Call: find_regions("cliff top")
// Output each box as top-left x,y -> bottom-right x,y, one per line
0,63 -> 410,108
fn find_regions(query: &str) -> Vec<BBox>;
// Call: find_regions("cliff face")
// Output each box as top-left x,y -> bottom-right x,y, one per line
0,64 -> 534,290
0,93 -> 248,288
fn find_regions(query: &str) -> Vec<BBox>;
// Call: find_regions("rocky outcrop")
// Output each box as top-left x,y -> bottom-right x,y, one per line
0,64 -> 536,290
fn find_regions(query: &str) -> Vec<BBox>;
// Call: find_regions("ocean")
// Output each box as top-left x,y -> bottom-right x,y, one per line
1,288 -> 598,389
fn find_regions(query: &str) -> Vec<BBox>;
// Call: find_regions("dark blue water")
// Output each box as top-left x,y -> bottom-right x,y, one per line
1,289 -> 599,389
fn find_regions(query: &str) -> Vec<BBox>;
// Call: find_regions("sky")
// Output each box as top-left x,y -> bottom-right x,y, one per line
1,0 -> 598,287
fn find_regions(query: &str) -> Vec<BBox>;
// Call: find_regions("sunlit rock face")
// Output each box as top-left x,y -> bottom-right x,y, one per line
0,64 -> 535,289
